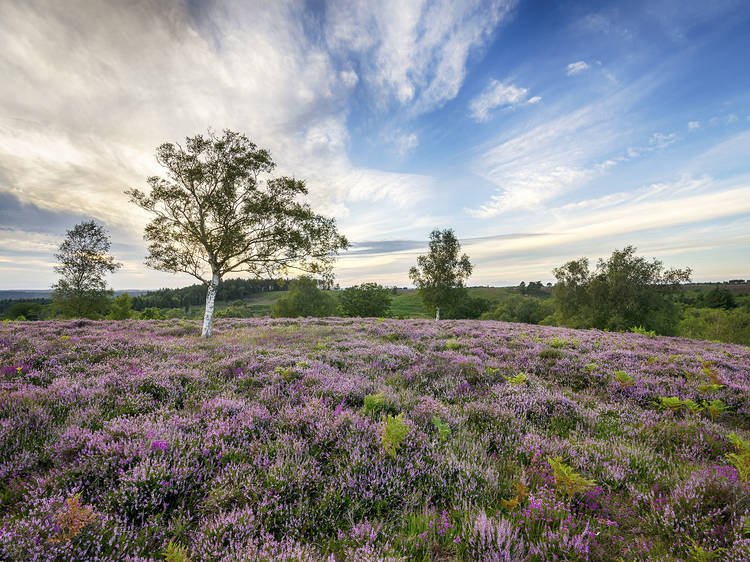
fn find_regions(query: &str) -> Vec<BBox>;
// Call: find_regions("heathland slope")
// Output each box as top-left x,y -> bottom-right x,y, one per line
0,319 -> 748,560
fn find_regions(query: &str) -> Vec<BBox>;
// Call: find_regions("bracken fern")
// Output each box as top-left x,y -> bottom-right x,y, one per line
382,413 -> 409,458
547,456 -> 596,500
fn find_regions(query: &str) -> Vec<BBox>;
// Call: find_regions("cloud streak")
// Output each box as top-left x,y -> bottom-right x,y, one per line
324,0 -> 518,114
566,61 -> 590,75
469,80 -> 539,121
3,1 -> 508,287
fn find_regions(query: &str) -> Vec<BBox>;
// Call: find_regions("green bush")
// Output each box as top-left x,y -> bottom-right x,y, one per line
3,301 -> 45,321
271,277 -> 339,318
215,302 -> 255,318
678,307 -> 750,346
431,415 -> 451,442
108,293 -> 133,320
443,295 -> 491,319
139,307 -> 162,320
551,246 -> 691,334
482,294 -> 552,324
339,283 -> 392,317
703,287 -> 736,309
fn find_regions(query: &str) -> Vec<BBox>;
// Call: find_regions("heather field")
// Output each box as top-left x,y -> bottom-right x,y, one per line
1,319 -> 749,561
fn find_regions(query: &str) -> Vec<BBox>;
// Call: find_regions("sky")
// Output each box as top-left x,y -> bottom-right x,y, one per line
1,0 -> 749,290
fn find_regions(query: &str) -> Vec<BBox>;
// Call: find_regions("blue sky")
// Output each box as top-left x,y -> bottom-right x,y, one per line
0,0 -> 749,289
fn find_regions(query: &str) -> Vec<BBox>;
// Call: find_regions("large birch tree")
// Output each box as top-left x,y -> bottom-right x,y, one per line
126,129 -> 348,337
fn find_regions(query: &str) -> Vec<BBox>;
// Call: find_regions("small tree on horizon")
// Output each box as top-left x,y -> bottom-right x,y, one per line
409,229 -> 473,320
51,221 -> 121,318
126,129 -> 348,337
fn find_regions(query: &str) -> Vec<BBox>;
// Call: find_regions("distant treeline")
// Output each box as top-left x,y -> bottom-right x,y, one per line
130,278 -> 288,311
0,298 -> 51,317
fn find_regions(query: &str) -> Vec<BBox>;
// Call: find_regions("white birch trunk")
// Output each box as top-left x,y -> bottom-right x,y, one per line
201,273 -> 219,338
435,306 -> 440,321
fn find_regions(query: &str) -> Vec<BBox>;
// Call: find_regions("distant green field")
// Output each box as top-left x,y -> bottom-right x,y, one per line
465,286 -> 517,304
191,286 -> 528,319
389,291 -> 428,318
217,290 -> 287,316
389,287 -> 519,318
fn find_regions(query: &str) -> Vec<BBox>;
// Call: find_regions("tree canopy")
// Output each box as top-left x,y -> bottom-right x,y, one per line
108,293 -> 133,320
409,229 -> 472,320
51,221 -> 121,319
271,277 -> 338,318
552,245 -> 691,333
339,283 -> 392,317
126,129 -> 348,336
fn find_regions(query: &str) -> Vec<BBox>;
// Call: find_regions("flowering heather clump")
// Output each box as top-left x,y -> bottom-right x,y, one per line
0,318 -> 749,560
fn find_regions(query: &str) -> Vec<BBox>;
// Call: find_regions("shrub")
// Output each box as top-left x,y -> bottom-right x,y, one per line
682,399 -> 703,415
139,307 -> 162,320
658,396 -> 685,413
108,293 -> 133,320
679,307 -> 750,346
703,399 -> 728,422
481,294 -> 548,324
504,372 -> 528,385
464,510 -> 524,560
444,339 -> 461,350
339,283 -> 392,317
271,277 -> 339,318
444,295 -> 491,319
614,370 -> 635,387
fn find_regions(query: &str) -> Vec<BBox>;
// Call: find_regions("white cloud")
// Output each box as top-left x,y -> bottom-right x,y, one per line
467,66 -> 683,218
461,175 -> 750,284
649,132 -> 677,149
469,81 -> 538,122
394,131 -> 419,155
0,0 -> 447,288
325,0 -> 518,114
688,121 -> 700,130
566,61 -> 590,75
340,70 -> 359,87
467,99 -> 624,216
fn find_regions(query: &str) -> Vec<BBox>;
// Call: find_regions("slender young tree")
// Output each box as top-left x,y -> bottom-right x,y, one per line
126,129 -> 348,337
409,229 -> 473,320
52,220 -> 122,318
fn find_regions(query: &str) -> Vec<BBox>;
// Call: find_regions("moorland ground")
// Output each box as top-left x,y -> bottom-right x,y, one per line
1,318 -> 749,560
